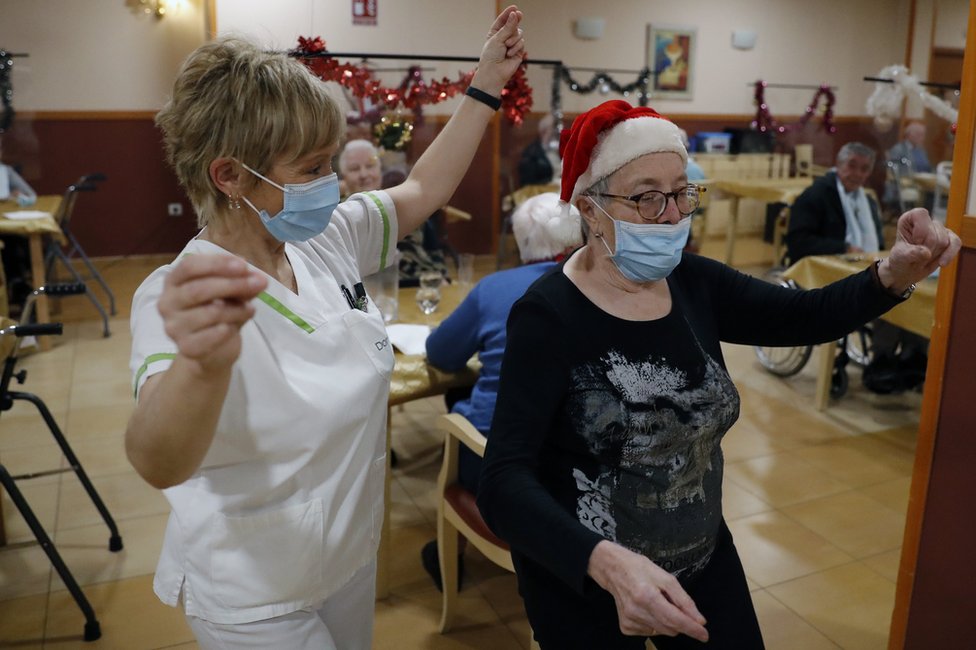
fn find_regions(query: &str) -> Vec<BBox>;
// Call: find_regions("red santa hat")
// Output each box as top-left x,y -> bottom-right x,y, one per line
559,100 -> 688,206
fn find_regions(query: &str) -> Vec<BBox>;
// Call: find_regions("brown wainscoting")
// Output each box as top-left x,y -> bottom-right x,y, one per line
3,114 -> 200,257
1,110 -> 904,258
406,115 -> 499,256
4,112 -> 501,257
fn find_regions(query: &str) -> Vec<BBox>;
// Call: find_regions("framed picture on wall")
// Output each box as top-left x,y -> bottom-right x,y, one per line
646,24 -> 697,99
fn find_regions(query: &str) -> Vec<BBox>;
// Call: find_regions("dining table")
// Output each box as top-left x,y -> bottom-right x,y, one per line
781,253 -> 937,410
375,280 -> 479,598
0,195 -> 64,351
706,177 -> 814,265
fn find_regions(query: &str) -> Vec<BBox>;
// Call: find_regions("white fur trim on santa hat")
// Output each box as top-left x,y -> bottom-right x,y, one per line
571,116 -> 688,204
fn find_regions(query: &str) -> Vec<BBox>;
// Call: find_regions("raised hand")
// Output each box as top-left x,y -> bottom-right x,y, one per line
157,254 -> 267,374
879,208 -> 961,293
588,540 -> 709,642
471,5 -> 526,96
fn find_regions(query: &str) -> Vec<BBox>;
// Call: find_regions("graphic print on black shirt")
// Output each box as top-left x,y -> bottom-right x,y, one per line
566,313 -> 739,579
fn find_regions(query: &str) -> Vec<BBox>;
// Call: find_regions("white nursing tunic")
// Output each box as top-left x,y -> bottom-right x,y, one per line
129,191 -> 398,624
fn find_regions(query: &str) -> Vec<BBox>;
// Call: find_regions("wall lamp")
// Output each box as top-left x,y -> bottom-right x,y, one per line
138,0 -> 168,19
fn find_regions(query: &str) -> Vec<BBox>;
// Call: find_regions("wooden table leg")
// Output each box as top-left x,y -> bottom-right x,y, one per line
28,234 -> 51,351
814,341 -> 834,411
724,196 -> 740,265
375,407 -> 392,600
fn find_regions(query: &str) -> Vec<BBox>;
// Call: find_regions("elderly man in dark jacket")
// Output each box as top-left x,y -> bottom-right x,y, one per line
786,141 -> 927,394
786,142 -> 884,263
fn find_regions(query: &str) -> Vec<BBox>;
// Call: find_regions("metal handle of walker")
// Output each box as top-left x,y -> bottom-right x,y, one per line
0,323 -> 64,338
41,283 -> 88,297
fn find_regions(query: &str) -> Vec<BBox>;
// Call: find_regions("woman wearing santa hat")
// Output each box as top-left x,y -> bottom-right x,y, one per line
477,100 -> 960,648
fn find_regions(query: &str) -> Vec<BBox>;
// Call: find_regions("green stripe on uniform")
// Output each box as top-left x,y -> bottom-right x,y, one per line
257,292 -> 316,333
133,352 -> 177,398
363,191 -> 392,269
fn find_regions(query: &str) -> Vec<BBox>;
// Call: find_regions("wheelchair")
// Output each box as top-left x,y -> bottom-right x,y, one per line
753,271 -> 873,399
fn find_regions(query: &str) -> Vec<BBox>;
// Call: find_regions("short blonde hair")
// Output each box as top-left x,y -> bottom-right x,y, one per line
156,37 -> 344,226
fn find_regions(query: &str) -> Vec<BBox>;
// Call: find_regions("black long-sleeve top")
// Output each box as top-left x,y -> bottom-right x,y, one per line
477,252 -> 903,596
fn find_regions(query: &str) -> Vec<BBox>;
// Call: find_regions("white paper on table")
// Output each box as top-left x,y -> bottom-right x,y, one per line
2,210 -> 52,220
386,323 -> 431,356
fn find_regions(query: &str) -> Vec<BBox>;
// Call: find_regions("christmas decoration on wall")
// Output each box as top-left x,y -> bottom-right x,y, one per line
865,65 -> 959,132
557,66 -> 651,105
373,112 -> 413,151
0,49 -> 15,133
546,64 -> 651,143
751,80 -> 836,134
292,37 -> 532,125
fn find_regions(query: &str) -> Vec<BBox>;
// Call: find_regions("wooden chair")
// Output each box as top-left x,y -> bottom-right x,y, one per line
497,182 -> 559,270
794,144 -> 814,177
435,413 -> 540,649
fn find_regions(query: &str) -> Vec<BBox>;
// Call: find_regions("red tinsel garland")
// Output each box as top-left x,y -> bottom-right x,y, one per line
751,80 -> 836,134
293,36 -> 532,126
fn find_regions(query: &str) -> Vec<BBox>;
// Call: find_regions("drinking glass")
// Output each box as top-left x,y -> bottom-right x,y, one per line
457,253 -> 475,290
415,287 -> 441,316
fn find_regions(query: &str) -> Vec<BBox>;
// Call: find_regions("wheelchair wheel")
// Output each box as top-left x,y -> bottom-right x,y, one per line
755,344 -> 814,377
753,271 -> 813,377
845,324 -> 873,367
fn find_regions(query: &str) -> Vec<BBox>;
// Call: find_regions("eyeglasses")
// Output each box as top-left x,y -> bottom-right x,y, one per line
589,184 -> 706,221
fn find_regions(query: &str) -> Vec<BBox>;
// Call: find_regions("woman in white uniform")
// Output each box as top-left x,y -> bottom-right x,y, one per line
125,7 -> 525,648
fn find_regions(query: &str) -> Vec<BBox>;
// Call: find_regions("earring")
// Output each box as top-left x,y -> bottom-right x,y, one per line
227,194 -> 241,210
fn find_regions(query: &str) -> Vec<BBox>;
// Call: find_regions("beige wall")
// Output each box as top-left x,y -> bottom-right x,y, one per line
516,0 -> 911,116
934,0 -> 969,49
0,0 -> 207,111
0,0 -> 956,117
215,0 -> 498,117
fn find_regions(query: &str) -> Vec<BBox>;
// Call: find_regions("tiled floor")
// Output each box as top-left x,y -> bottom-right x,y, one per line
0,237 -> 922,649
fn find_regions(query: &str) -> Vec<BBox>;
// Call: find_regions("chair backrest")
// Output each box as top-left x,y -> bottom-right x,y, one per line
436,413 -> 512,566
437,412 -> 534,644
55,174 -> 105,230
794,144 -> 813,177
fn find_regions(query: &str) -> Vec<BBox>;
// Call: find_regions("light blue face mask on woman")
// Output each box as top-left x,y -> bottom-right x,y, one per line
239,162 -> 340,242
589,197 -> 691,283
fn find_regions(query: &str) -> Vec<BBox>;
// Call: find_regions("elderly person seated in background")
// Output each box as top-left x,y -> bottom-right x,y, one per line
477,99 -> 960,649
339,138 -> 450,285
419,191 -> 582,590
888,120 -> 932,175
517,113 -> 561,187
884,121 -> 933,213
0,137 -> 37,206
337,138 -> 383,198
0,136 -> 39,308
786,141 -> 883,262
125,8 -> 524,648
787,141 -> 926,393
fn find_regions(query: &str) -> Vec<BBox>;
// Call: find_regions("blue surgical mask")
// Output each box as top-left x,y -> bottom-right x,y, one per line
588,197 -> 690,282
239,163 -> 340,242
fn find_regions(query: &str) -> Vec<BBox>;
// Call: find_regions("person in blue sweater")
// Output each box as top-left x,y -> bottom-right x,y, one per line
420,191 -> 581,589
